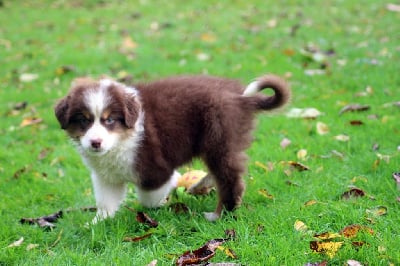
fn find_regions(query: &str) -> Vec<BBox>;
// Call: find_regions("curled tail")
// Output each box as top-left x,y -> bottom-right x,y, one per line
242,74 -> 291,111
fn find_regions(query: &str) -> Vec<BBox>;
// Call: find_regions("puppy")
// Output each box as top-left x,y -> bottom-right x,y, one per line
55,74 -> 290,223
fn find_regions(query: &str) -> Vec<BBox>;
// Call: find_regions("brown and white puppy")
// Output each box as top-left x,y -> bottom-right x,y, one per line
55,74 -> 290,223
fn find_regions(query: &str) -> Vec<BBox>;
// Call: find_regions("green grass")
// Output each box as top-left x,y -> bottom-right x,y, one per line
1,0 -> 399,265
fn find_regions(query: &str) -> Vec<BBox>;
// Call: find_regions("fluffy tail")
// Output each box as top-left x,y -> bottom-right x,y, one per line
242,74 -> 290,111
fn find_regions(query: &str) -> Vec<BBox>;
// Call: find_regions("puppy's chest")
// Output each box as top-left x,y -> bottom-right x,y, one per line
83,148 -> 138,184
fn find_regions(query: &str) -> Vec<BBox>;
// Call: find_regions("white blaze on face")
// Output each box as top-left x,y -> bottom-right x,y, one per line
80,82 -> 119,155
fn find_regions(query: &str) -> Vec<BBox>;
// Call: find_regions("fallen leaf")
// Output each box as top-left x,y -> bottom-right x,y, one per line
304,69 -> 325,76
335,134 -> 350,142
187,173 -> 215,195
136,211 -> 158,228
280,137 -> 291,149
286,107 -> 323,119
196,52 -> 210,61
341,188 -> 365,200
349,120 -> 364,126
20,73 -> 39,82
146,260 -> 158,266
13,101 -> 28,110
366,206 -> 387,217
177,170 -> 208,189
20,117 -> 43,127
287,161 -> 310,171
55,65 -> 75,76
176,238 -> 226,266
7,237 -> 24,248
294,220 -> 308,232
224,229 -> 236,240
340,224 -> 374,238
316,122 -> 329,135
314,232 -> 342,240
255,161 -> 274,172
258,188 -> 274,199
347,259 -> 363,266
13,166 -> 28,179
392,172 -> 400,189
123,233 -> 152,242
20,210 -> 63,230
339,104 -> 370,115
220,246 -> 238,259
310,240 -> 343,258
387,3 -> 400,12
121,36 -> 138,50
38,147 -> 53,160
200,32 -> 217,43
304,262 -> 327,266
304,199 -> 318,207
169,202 -> 190,214
297,149 -> 308,160
26,243 -> 39,251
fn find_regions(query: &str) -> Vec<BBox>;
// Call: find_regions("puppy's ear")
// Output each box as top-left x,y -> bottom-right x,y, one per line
54,96 -> 70,129
123,95 -> 139,129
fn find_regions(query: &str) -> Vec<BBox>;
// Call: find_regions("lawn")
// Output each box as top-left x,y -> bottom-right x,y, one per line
1,0 -> 399,265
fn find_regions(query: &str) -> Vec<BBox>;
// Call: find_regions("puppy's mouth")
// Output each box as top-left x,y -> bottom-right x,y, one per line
86,147 -> 108,156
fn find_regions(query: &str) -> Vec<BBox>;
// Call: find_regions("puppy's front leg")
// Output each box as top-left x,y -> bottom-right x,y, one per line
90,173 -> 127,224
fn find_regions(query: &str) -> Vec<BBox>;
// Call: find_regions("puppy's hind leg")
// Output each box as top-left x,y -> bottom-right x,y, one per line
204,152 -> 246,221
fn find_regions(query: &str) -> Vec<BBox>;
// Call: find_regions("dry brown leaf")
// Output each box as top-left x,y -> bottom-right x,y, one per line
340,224 -> 374,238
20,210 -> 63,230
287,161 -> 310,171
341,188 -> 365,200
176,238 -> 226,266
123,233 -> 152,242
349,120 -> 364,126
136,211 -> 158,228
339,104 -> 370,115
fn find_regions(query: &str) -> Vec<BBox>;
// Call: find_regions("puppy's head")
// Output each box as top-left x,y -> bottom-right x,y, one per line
55,77 -> 142,155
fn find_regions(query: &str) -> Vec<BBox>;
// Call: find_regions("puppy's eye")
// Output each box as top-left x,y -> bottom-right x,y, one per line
72,114 -> 91,127
104,117 -> 115,125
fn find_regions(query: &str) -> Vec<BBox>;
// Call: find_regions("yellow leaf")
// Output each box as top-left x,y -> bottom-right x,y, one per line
258,188 -> 274,199
177,170 -> 207,189
314,232 -> 341,240
121,36 -> 138,50
200,32 -> 217,43
304,199 -> 318,207
255,161 -> 273,172
316,122 -> 329,135
294,220 -> 308,232
297,149 -> 308,160
20,117 -> 43,127
310,241 -> 343,258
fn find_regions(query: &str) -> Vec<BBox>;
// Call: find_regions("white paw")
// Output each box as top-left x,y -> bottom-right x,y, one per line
204,212 -> 220,222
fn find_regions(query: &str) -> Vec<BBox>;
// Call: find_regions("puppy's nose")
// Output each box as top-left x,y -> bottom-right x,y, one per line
91,139 -> 102,149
